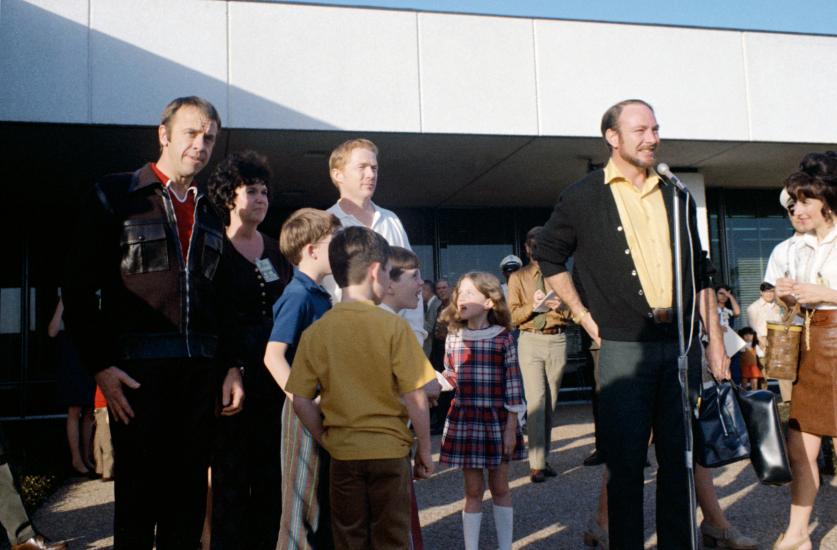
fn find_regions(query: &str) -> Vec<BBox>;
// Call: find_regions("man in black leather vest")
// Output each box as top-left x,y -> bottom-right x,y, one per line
63,97 -> 243,550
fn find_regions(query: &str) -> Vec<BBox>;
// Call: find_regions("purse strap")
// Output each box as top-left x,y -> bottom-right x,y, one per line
779,303 -> 801,325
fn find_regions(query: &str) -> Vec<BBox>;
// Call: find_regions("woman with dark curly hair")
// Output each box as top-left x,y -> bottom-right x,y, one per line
205,150 -> 293,550
774,159 -> 837,550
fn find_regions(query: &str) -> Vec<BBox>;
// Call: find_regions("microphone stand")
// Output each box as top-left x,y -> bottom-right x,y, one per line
670,178 -> 699,550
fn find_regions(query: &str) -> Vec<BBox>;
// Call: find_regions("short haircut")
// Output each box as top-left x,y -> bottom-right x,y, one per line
785,170 -> 837,219
388,246 -> 420,282
440,272 -> 512,331
525,226 -> 543,258
434,278 -> 449,290
759,282 -> 775,292
207,150 -> 271,226
600,99 -> 655,151
328,138 -> 378,185
279,208 -> 341,265
160,96 -> 222,133
329,226 -> 390,288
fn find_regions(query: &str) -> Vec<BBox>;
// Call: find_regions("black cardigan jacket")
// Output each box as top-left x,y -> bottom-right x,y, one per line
535,169 -> 714,342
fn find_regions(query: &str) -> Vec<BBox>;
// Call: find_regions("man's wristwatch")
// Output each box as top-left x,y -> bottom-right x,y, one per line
572,308 -> 590,324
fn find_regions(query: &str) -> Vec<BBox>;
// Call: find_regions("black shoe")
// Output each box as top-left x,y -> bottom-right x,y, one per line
70,466 -> 97,480
543,464 -> 558,477
530,469 -> 546,483
583,450 -> 604,466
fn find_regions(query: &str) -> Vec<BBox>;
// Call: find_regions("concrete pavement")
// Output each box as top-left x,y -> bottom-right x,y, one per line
25,404 -> 837,549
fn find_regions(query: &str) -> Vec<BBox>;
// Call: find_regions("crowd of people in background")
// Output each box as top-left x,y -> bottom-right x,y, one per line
0,96 -> 835,550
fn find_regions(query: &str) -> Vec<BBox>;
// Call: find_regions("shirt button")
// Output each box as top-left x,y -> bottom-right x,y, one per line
617,226 -> 623,232
631,270 -> 637,276
261,292 -> 266,297
638,290 -> 644,296
260,282 -> 265,287
625,249 -> 630,254
647,312 -> 654,318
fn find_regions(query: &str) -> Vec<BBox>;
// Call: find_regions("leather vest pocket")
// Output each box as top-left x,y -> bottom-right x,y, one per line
121,221 -> 170,274
200,228 -> 223,280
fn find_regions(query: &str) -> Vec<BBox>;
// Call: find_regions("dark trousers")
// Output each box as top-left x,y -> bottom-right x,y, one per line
598,338 -> 700,550
211,370 -> 284,550
579,330 -> 600,451
110,359 -> 220,550
330,456 -> 411,550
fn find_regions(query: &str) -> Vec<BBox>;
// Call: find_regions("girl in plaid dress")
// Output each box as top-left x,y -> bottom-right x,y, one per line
438,272 -> 526,550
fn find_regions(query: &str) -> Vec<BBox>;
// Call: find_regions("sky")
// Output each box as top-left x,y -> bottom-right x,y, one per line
274,0 -> 837,36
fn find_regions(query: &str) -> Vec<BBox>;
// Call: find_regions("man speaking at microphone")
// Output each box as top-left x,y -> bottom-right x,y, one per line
534,99 -> 727,549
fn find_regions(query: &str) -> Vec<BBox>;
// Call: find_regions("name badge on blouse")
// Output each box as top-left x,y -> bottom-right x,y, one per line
256,258 -> 279,282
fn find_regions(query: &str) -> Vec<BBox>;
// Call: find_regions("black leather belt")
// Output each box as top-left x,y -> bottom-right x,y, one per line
652,308 -> 674,324
523,326 -> 566,335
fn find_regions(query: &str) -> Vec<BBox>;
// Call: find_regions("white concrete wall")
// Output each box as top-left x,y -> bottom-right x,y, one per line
228,2 -> 420,131
2,0 -> 837,142
680,173 -> 710,254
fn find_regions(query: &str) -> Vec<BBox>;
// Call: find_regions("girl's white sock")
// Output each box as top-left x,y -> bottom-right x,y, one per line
462,511 -> 482,550
493,505 -> 513,550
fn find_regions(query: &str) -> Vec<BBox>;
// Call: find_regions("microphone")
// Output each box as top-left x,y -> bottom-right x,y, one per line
656,163 -> 689,193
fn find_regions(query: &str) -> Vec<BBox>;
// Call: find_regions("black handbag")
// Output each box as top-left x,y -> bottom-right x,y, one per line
734,384 -> 793,485
694,379 -> 751,468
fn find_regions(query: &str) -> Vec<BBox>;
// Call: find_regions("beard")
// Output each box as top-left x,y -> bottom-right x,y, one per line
618,146 -> 656,170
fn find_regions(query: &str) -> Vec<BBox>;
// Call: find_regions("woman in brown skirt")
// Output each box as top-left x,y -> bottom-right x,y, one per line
774,159 -> 837,550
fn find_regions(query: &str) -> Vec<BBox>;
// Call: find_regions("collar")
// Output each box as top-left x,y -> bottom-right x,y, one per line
151,163 -> 197,202
379,303 -> 398,315
165,181 -> 198,203
150,163 -> 172,186
334,300 -> 377,310
458,325 -> 506,340
333,200 -> 381,225
521,262 -> 541,277
293,269 -> 330,294
128,163 -> 165,193
604,159 -> 660,195
128,163 -> 202,197
800,225 -> 837,249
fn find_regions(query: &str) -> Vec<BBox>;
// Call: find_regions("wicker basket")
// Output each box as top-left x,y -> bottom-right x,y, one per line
763,305 -> 801,381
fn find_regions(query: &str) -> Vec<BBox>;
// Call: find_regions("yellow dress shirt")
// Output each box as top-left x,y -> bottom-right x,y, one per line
605,160 -> 673,309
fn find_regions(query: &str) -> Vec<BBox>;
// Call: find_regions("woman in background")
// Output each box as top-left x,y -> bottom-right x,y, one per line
49,293 -> 96,478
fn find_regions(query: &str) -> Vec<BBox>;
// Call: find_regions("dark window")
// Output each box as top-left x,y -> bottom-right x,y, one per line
708,188 -> 793,328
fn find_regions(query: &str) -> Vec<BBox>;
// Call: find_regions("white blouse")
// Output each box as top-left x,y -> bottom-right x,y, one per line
795,225 -> 837,310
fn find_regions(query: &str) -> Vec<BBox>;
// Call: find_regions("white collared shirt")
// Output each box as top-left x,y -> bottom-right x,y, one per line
328,201 -> 411,248
378,302 -> 423,347
746,298 -> 784,338
764,233 -> 805,285
325,201 -> 427,342
795,225 -> 837,310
